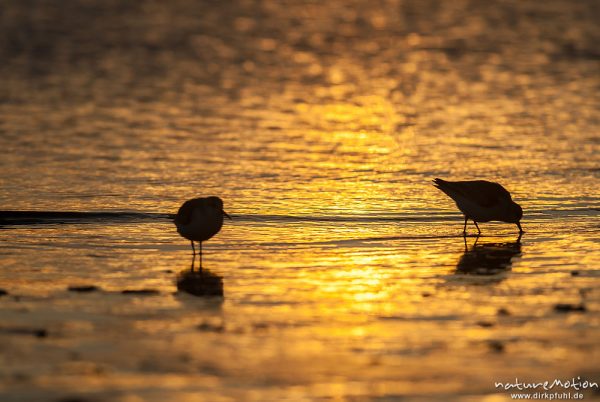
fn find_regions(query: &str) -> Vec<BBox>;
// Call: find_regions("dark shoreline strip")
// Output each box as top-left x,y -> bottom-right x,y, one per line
0,211 -> 173,225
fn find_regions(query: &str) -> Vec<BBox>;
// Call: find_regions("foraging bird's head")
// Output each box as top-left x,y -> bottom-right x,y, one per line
508,201 -> 523,223
206,196 -> 232,220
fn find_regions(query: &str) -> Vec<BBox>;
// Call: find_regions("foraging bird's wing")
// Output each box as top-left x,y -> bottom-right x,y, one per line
433,179 -> 511,208
174,198 -> 205,225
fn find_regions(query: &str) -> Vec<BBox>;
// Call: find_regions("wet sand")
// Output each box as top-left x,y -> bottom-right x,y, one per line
1,215 -> 599,401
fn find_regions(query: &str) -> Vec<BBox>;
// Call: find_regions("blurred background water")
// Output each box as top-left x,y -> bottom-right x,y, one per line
0,1 -> 599,401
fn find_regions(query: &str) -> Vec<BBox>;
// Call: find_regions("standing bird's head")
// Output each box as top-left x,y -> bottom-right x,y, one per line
206,196 -> 232,220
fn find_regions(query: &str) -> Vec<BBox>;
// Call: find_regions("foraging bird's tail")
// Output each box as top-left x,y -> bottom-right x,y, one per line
432,178 -> 446,188
432,178 -> 455,197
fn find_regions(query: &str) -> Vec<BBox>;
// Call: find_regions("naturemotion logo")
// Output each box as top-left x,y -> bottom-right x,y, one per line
495,377 -> 598,392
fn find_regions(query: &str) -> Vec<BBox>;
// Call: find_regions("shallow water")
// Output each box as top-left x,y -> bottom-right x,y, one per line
1,1 -> 599,401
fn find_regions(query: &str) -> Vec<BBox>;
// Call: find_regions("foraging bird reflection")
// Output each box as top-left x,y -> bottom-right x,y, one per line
176,255 -> 224,297
455,235 -> 522,276
433,178 -> 523,235
174,196 -> 231,264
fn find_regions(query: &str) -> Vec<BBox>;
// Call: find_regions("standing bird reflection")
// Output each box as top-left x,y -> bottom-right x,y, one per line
174,197 -> 231,260
433,178 -> 523,235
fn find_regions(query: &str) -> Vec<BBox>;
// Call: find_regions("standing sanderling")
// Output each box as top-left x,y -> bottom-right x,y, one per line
174,196 -> 231,258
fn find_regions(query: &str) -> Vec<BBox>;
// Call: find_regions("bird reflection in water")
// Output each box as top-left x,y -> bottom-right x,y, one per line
176,254 -> 224,297
455,234 -> 522,276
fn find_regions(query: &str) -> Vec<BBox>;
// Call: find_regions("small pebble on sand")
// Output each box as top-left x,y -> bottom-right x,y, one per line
554,303 -> 586,313
121,289 -> 160,295
68,285 -> 100,293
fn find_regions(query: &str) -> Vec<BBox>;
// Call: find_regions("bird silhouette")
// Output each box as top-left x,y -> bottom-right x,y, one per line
174,196 -> 231,263
433,178 -> 523,235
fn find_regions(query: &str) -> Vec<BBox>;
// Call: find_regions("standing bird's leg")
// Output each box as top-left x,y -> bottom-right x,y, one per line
191,241 -> 196,255
198,242 -> 203,271
462,216 -> 468,235
516,222 -> 524,234
473,221 -> 481,235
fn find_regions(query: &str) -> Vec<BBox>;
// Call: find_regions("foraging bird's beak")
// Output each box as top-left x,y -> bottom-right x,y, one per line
223,210 -> 232,220
517,221 -> 524,233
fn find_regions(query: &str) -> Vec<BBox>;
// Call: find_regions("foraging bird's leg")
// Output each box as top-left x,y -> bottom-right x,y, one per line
191,241 -> 196,255
462,216 -> 468,236
473,221 -> 481,235
463,234 -> 468,252
516,222 -> 524,234
190,253 -> 196,272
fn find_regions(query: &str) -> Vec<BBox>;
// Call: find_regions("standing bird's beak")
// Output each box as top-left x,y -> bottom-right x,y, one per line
517,222 -> 524,233
223,210 -> 232,220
